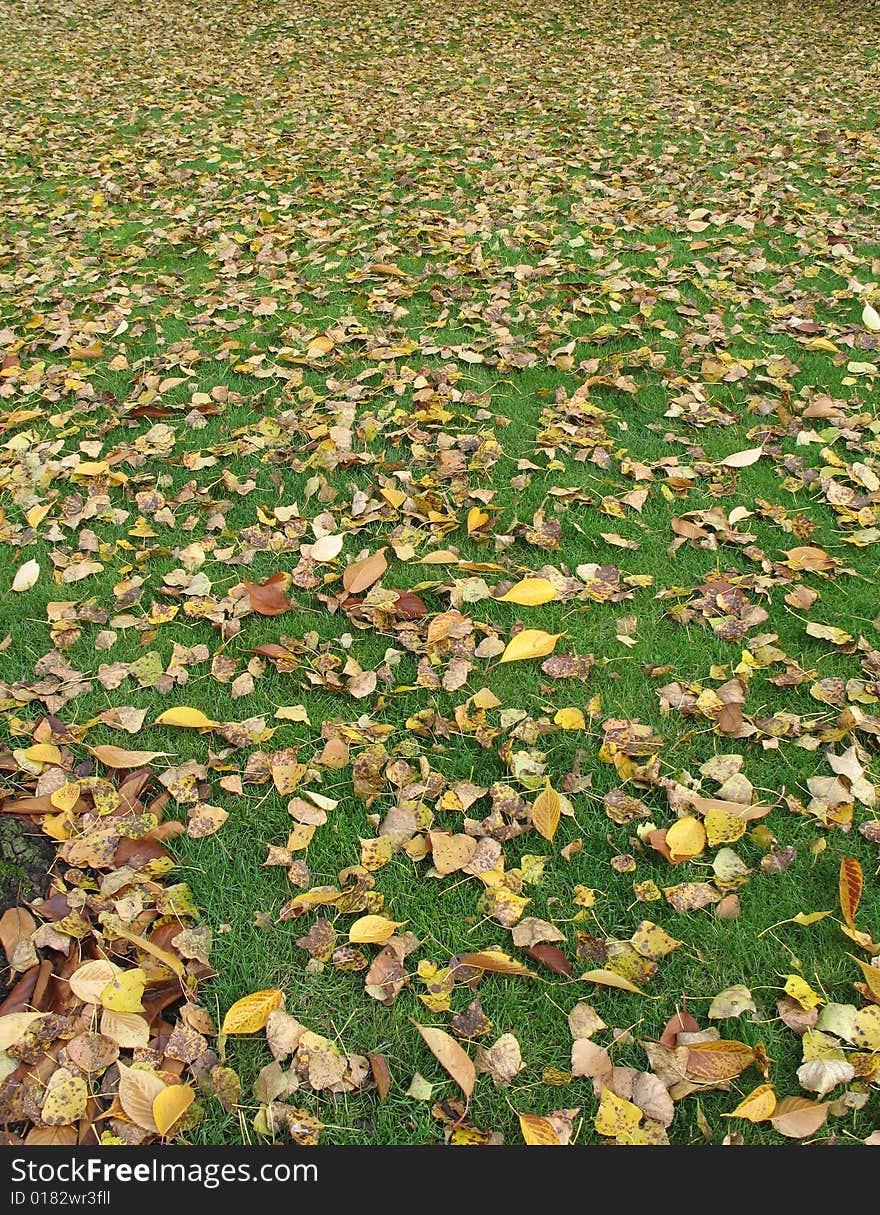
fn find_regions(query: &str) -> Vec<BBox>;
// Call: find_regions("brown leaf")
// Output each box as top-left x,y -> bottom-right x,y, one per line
524,944 -> 572,976
242,572 -> 292,616
368,1053 -> 392,1101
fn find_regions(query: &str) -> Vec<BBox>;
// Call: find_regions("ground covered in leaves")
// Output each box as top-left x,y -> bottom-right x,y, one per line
1,0 -> 880,1147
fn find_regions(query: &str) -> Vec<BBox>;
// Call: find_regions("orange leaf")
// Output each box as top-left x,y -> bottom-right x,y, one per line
839,857 -> 863,929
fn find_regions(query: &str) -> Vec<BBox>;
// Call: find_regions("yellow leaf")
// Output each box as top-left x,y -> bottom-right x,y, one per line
665,816 -> 706,861
152,1084 -> 195,1136
704,809 -> 748,847
792,911 -> 833,926
49,782 -> 81,812
850,1005 -> 880,1051
723,1083 -> 777,1123
457,950 -> 536,978
532,781 -> 561,842
499,629 -> 561,664
348,915 -> 406,944
498,578 -> 559,606
100,967 -> 146,1013
784,975 -> 824,1010
22,743 -> 61,765
554,707 -> 586,730
594,1086 -> 642,1138
519,1112 -> 561,1145
154,707 -> 217,729
221,989 -> 284,1035
580,969 -> 649,996
467,507 -> 490,535
26,503 -> 51,528
630,921 -> 682,961
101,915 -> 186,978
41,1069 -> 88,1126
849,954 -> 880,1002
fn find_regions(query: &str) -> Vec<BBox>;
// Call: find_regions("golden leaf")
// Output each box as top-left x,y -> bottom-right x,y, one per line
348,915 -> 406,944
220,989 -> 284,1035
100,967 -> 146,1013
554,707 -> 586,730
723,1083 -> 777,1123
519,1112 -> 561,1145
665,816 -> 706,861
498,577 -> 559,606
152,1084 -> 195,1137
594,1086 -> 642,1138
154,707 -> 217,729
457,950 -> 536,978
579,969 -> 649,996
499,629 -> 561,664
532,781 -> 561,842
839,857 -> 863,930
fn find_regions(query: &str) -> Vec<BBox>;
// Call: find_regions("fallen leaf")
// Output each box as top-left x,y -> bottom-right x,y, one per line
154,707 -> 217,729
413,1022 -> 475,1098
770,1096 -> 829,1139
839,856 -> 863,929
498,578 -> 559,606
12,559 -> 40,592
532,780 -> 561,842
723,1084 -> 777,1123
499,629 -> 561,664
153,1084 -> 195,1136
348,915 -> 406,944
221,989 -> 284,1035
519,1112 -> 561,1145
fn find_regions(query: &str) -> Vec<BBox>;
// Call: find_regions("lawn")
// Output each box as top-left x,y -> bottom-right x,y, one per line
1,0 -> 879,1146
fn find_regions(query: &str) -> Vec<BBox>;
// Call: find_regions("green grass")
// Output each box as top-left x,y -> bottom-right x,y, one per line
1,0 -> 879,1146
